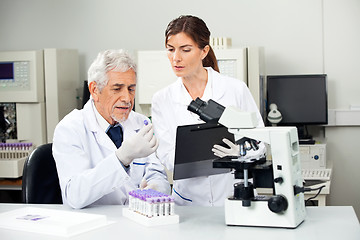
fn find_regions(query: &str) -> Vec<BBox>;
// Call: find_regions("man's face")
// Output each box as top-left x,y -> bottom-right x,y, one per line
90,69 -> 136,124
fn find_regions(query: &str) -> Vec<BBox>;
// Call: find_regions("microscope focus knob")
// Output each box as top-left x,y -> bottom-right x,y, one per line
268,195 -> 288,213
274,177 -> 283,184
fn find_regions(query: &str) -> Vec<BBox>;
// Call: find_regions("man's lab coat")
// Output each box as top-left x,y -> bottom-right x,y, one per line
53,100 -> 170,209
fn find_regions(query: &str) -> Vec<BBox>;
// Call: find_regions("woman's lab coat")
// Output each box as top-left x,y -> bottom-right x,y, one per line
151,67 -> 265,206
53,100 -> 170,209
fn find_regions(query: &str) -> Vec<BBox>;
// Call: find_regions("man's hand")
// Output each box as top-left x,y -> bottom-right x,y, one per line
116,123 -> 158,166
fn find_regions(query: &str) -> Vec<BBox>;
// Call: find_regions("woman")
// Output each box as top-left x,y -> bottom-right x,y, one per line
151,15 -> 265,206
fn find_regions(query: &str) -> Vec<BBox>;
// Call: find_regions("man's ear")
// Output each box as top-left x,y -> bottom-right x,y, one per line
88,81 -> 99,102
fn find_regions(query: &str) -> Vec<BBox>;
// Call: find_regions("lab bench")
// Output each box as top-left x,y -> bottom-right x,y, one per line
0,203 -> 359,240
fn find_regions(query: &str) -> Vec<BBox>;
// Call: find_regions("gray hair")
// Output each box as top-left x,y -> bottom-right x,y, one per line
87,49 -> 137,91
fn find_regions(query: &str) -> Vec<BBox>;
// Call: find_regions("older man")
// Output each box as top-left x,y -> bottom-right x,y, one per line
53,49 -> 170,209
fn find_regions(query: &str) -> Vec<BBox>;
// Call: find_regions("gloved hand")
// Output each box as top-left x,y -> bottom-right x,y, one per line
140,178 -> 158,191
212,138 -> 240,158
115,123 -> 159,166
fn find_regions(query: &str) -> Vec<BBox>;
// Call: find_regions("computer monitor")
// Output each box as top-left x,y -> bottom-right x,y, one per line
82,80 -> 90,108
266,74 -> 328,140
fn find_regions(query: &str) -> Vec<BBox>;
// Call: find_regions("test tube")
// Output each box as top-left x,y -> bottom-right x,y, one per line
164,197 -> 170,216
158,197 -> 164,216
128,189 -> 174,218
169,196 -> 175,215
145,197 -> 153,218
128,191 -> 134,211
139,195 -> 145,215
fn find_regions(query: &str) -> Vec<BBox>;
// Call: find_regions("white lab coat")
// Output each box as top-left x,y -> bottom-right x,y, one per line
151,67 -> 265,206
53,100 -> 170,209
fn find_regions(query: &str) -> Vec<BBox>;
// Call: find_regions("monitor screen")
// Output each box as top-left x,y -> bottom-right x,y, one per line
0,62 -> 14,80
266,74 -> 328,127
82,81 -> 90,108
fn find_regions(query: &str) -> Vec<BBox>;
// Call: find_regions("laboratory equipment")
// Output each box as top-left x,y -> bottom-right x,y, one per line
210,37 -> 232,50
188,98 -> 306,228
187,98 -> 225,123
122,189 -> 179,226
266,74 -> 328,143
267,103 -> 282,125
299,143 -> 331,181
301,169 -> 331,181
0,142 -> 34,178
0,106 -> 5,137
0,49 -> 79,178
300,143 -> 326,169
0,49 -> 79,146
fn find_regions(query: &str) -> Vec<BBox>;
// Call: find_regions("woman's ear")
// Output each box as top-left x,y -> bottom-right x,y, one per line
201,45 -> 210,60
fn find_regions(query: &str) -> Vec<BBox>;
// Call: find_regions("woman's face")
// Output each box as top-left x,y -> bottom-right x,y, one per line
166,32 -> 209,79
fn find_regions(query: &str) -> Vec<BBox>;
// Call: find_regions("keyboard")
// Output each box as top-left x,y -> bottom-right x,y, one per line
302,169 -> 332,181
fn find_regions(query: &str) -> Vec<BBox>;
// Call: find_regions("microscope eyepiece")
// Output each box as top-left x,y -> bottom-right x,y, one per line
187,98 -> 225,123
187,98 -> 206,115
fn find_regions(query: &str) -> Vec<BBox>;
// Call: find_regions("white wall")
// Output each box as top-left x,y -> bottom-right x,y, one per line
0,0 -> 359,218
322,0 -> 360,217
0,0 -> 326,80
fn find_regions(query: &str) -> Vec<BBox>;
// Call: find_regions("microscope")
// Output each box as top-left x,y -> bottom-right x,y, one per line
188,98 -> 306,228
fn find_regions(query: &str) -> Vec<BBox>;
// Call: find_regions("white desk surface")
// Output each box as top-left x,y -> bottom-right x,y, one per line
0,204 -> 359,240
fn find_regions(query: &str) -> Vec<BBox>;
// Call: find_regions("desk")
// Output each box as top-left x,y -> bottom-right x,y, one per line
0,204 -> 359,240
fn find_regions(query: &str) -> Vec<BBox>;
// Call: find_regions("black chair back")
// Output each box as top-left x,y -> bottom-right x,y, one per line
22,143 -> 62,204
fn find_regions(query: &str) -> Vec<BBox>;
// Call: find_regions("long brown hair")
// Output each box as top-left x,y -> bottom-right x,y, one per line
165,15 -> 219,72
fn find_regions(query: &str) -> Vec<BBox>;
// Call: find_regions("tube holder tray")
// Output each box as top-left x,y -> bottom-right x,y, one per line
122,208 -> 179,227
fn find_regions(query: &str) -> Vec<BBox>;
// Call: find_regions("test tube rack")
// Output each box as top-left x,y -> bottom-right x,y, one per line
0,143 -> 34,178
122,189 -> 179,227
